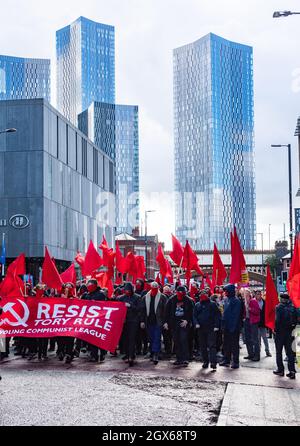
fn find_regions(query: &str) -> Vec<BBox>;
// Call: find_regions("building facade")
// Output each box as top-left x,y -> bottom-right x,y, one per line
0,55 -> 50,102
56,16 -> 115,125
174,33 -> 256,250
79,102 -> 139,234
0,99 -> 115,279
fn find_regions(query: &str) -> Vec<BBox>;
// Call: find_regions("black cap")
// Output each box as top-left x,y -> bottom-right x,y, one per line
177,286 -> 186,293
280,293 -> 290,300
124,282 -> 134,293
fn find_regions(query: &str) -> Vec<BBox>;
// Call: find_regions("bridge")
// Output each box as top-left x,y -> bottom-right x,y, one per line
165,250 -> 275,286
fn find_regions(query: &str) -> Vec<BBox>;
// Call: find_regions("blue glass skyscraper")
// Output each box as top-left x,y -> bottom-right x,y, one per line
174,33 -> 256,250
0,55 -> 50,101
79,102 -> 139,234
56,16 -> 115,125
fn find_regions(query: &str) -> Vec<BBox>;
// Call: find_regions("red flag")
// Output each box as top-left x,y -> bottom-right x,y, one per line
166,260 -> 174,284
0,253 -> 26,298
265,265 -> 279,330
229,228 -> 247,284
287,235 -> 300,308
75,252 -> 86,277
155,273 -> 163,286
205,274 -> 213,291
42,247 -> 63,290
84,240 -> 103,277
94,271 -> 114,299
156,244 -> 168,283
125,252 -> 138,282
170,234 -> 184,266
136,256 -> 146,279
182,241 -> 204,286
61,263 -> 77,285
212,243 -> 227,287
115,242 -> 127,275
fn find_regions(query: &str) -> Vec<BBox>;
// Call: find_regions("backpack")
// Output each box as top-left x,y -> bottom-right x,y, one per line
281,304 -> 298,330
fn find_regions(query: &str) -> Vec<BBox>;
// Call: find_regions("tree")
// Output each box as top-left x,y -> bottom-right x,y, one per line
265,255 -> 280,277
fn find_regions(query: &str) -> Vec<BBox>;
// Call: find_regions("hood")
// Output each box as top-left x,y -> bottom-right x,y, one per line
223,284 -> 236,298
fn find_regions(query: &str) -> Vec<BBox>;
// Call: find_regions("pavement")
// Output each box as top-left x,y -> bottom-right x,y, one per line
0,338 -> 299,426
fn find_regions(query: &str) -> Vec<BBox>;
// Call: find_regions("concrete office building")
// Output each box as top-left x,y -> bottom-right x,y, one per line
0,99 -> 115,279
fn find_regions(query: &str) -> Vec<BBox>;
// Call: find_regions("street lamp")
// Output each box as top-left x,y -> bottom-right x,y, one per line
0,128 -> 17,134
273,11 -> 300,18
145,210 -> 156,278
271,144 -> 293,258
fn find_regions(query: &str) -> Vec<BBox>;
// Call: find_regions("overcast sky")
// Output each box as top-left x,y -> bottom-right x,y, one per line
1,0 -> 300,250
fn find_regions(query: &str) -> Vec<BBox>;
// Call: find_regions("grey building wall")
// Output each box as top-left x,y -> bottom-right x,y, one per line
0,99 -> 115,262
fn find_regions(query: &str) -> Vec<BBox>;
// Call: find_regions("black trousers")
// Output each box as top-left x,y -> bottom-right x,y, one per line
223,329 -> 240,365
136,327 -> 148,354
173,324 -> 190,363
275,331 -> 296,373
198,328 -> 217,366
162,327 -> 173,354
121,321 -> 139,360
57,337 -> 74,357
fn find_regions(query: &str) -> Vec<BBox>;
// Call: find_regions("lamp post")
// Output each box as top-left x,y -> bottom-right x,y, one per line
0,128 -> 17,134
145,210 -> 156,278
271,144 -> 293,258
257,233 -> 264,286
0,128 -> 16,278
273,11 -> 300,18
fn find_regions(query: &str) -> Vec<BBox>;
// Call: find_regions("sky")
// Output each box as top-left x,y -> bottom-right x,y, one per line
1,0 -> 300,250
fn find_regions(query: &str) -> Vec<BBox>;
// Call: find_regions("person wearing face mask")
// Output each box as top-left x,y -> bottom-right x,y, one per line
193,291 -> 221,371
56,282 -> 77,364
164,286 -> 194,367
117,282 -> 141,366
135,279 -> 149,356
220,284 -> 243,369
161,286 -> 174,358
82,279 -> 107,363
140,282 -> 167,365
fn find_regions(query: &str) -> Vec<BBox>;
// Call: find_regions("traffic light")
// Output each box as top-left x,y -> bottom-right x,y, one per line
281,271 -> 288,290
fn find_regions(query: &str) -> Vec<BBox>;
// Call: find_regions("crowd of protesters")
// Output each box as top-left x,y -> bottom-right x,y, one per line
0,278 -> 299,380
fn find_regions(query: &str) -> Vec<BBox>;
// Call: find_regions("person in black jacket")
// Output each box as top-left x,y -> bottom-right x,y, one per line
193,291 -> 222,371
135,279 -> 149,356
273,293 -> 298,379
164,286 -> 194,367
82,279 -> 107,363
117,282 -> 141,367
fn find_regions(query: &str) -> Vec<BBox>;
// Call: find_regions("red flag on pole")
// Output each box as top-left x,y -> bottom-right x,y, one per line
229,228 -> 247,284
287,235 -> 300,307
125,252 -> 138,283
265,265 -> 279,330
182,241 -> 204,287
61,263 -> 77,285
115,242 -> 127,275
170,234 -> 184,266
75,252 -> 86,277
212,243 -> 227,287
0,253 -> 26,297
42,247 -> 63,290
84,240 -> 103,277
136,256 -> 146,279
156,244 -> 168,283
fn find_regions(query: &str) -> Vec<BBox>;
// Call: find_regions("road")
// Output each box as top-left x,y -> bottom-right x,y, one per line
0,339 -> 299,426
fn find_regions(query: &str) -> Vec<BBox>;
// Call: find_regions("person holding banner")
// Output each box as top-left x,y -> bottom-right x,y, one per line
81,279 -> 107,363
117,282 -> 141,367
